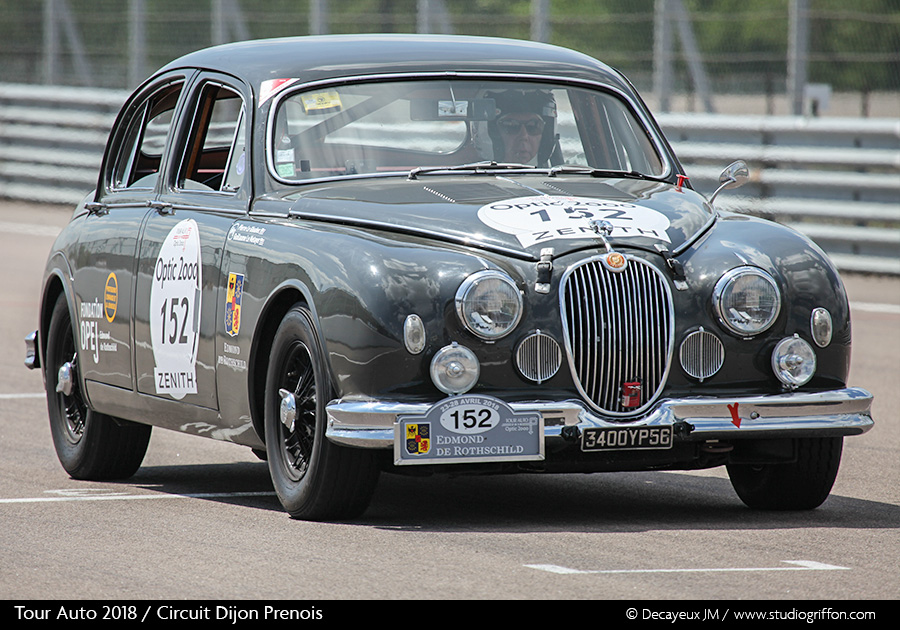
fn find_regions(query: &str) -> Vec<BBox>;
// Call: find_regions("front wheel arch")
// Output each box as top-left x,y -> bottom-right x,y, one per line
248,285 -> 315,445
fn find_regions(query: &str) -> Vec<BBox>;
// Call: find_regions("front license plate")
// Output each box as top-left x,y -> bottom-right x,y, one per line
394,395 -> 543,465
581,426 -> 673,451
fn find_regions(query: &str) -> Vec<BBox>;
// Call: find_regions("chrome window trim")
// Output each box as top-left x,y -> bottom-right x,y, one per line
174,81 -> 247,197
106,76 -> 188,194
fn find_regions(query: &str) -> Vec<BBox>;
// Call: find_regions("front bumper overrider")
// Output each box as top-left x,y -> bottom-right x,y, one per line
325,387 -> 874,449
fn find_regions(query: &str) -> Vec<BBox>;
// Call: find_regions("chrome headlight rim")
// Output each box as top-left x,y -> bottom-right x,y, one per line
455,269 -> 523,340
712,266 -> 782,338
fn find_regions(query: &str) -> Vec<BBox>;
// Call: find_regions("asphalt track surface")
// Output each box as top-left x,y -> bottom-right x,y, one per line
1,201 -> 897,606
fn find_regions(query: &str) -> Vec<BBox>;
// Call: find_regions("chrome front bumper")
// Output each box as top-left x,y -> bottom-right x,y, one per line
325,387 -> 874,449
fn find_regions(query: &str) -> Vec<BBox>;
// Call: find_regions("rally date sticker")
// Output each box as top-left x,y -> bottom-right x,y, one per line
150,219 -> 202,399
477,195 -> 671,248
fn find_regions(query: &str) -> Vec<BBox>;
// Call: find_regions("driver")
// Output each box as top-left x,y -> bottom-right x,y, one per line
481,89 -> 558,166
497,111 -> 545,164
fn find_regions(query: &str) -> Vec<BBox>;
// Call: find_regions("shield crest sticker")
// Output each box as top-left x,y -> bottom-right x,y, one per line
225,272 -> 244,337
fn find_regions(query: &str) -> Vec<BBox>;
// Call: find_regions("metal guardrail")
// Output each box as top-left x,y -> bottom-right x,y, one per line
1,83 -> 898,274
659,113 -> 900,275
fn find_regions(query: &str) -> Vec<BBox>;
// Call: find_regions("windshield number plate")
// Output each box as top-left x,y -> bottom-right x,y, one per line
582,426 -> 673,451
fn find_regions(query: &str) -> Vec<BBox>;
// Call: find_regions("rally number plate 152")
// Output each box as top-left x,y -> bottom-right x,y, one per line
394,395 -> 543,466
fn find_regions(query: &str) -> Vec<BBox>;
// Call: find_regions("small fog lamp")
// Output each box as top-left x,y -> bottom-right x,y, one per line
430,343 -> 480,395
771,335 -> 816,388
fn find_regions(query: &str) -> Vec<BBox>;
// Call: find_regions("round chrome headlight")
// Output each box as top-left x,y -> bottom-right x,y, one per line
771,335 -> 816,388
455,270 -> 522,340
713,267 -> 781,337
430,343 -> 480,395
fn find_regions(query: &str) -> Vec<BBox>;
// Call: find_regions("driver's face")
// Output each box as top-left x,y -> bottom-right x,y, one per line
497,113 -> 544,163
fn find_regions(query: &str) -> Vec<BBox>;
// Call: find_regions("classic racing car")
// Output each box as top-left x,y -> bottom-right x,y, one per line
26,35 -> 873,520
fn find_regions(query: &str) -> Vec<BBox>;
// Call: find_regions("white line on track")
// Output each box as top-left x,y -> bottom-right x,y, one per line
526,560 -> 849,574
0,490 -> 275,504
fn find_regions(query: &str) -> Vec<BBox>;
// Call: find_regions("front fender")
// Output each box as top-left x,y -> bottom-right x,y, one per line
679,212 -> 851,387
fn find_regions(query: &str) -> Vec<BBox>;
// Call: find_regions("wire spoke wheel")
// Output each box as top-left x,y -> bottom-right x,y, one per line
277,341 -> 317,481
59,355 -> 93,445
264,304 -> 380,521
45,294 -> 151,480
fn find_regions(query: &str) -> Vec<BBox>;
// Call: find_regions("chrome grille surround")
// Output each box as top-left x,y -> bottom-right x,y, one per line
560,255 -> 674,418
515,330 -> 562,384
679,327 -> 725,381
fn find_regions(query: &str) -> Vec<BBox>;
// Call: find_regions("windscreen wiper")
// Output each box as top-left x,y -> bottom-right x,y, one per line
547,165 -> 664,181
408,161 -> 536,180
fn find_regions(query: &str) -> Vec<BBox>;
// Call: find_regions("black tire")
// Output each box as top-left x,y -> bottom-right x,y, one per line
264,305 -> 379,521
727,437 -> 843,510
45,294 -> 151,480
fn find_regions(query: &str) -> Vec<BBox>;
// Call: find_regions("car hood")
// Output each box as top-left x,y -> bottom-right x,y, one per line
281,175 -> 713,259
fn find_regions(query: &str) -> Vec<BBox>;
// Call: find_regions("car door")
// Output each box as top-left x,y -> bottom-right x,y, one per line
72,73 -> 188,392
133,74 -> 251,410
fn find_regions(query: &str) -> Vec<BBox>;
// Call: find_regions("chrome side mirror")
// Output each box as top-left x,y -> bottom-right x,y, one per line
708,160 -> 749,206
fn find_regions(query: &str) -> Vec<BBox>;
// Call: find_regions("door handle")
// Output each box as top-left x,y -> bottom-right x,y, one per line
148,200 -> 174,215
85,201 -> 108,216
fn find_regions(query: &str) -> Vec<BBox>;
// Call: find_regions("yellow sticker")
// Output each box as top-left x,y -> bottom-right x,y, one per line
301,91 -> 342,114
104,273 -> 118,322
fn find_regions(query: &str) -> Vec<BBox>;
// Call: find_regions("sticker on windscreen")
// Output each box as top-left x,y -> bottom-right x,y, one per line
477,195 -> 671,248
150,219 -> 202,399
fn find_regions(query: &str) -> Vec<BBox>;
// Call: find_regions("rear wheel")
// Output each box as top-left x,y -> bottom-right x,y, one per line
727,437 -> 843,510
45,294 -> 151,479
264,304 -> 379,520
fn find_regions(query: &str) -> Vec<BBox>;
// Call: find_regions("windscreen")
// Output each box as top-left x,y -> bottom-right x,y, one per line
269,79 -> 666,181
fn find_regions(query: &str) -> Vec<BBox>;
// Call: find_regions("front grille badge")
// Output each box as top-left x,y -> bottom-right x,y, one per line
589,219 -> 629,273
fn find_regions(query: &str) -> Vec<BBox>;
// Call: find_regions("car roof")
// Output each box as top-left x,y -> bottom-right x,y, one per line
158,34 -> 634,98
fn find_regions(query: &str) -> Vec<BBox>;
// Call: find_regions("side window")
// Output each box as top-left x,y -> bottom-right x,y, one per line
111,82 -> 184,190
178,83 -> 246,193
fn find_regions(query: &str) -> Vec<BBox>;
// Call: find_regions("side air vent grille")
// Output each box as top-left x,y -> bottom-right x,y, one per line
679,328 -> 725,381
515,331 -> 562,384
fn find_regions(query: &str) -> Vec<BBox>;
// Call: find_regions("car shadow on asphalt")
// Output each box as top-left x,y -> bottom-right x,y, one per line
122,461 -> 900,532
362,470 -> 900,533
126,461 -> 282,512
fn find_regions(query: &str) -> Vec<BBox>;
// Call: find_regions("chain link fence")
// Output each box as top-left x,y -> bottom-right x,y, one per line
1,0 -> 898,116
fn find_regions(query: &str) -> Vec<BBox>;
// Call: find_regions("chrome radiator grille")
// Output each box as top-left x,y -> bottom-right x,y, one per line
561,257 -> 674,417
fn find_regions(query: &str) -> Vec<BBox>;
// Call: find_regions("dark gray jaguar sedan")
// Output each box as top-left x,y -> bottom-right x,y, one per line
26,34 -> 873,520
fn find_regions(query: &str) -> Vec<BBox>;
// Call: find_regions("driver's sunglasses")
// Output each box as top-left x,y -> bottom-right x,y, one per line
497,117 -> 545,136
